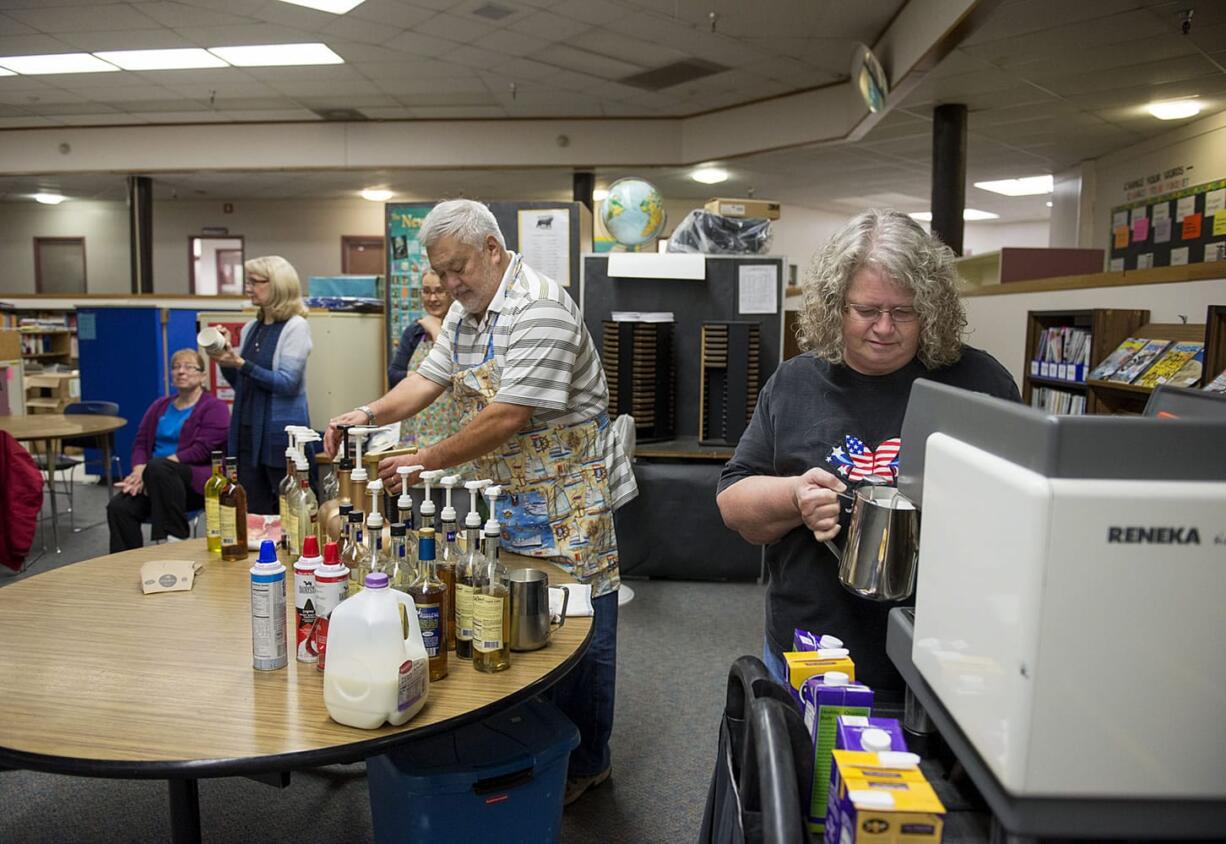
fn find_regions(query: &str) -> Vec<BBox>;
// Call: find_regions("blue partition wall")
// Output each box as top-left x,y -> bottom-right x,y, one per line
77,307 -> 199,476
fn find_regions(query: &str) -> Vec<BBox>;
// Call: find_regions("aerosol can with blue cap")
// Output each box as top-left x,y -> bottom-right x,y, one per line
250,539 -> 288,671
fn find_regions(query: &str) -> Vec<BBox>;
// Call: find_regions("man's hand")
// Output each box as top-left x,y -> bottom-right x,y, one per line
378,450 -> 429,495
792,467 -> 847,542
324,410 -> 370,457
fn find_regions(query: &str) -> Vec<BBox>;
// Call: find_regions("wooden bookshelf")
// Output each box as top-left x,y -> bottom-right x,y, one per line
1204,305 -> 1226,388
1022,308 -> 1149,414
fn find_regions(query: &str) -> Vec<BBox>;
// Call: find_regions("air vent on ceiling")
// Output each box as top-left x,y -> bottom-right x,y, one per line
311,107 -> 368,121
620,58 -> 728,92
472,3 -> 516,21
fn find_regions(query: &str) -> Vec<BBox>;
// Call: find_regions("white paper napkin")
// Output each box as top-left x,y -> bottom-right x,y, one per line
550,583 -> 594,621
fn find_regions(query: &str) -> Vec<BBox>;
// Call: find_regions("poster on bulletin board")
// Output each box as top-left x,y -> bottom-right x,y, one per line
1109,178 -> 1226,271
384,202 -> 438,378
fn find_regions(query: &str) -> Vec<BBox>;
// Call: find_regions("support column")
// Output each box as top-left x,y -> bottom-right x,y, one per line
930,104 -> 967,256
572,171 -> 595,213
128,175 -> 153,293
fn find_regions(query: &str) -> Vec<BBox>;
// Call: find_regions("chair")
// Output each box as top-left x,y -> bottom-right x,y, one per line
147,509 -> 203,543
34,401 -> 122,531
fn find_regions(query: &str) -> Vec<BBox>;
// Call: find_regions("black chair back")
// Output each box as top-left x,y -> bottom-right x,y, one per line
741,697 -> 813,844
62,401 -> 121,450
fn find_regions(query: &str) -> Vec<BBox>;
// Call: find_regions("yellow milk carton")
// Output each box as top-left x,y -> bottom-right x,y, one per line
784,648 -> 855,703
826,749 -> 944,844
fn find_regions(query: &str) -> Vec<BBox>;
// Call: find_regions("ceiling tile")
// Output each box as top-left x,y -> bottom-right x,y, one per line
553,0 -> 624,26
344,0 -> 435,28
131,2 -> 253,28
53,29 -> 197,51
505,9 -> 590,41
173,23 -> 317,47
382,29 -> 458,57
0,33 -> 78,55
471,28 -> 550,57
532,43 -> 643,78
5,3 -> 161,33
414,12 -> 498,44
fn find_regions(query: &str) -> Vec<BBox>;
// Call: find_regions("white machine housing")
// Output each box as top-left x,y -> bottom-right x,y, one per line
912,431 -> 1226,799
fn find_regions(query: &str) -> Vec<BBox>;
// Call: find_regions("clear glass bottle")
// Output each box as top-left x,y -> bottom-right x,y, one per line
219,457 -> 248,562
293,460 -> 319,554
472,517 -> 510,673
438,508 -> 460,651
408,527 -> 448,680
278,446 -> 297,552
365,482 -> 387,579
343,510 -> 368,593
203,450 -> 226,556
388,522 -> 414,593
454,511 -> 484,661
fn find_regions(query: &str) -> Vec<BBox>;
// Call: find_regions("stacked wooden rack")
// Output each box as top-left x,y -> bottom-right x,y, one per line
699,321 -> 761,445
600,320 -> 676,442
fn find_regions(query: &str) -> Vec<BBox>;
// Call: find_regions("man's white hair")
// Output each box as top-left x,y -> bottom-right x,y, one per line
419,199 -> 506,250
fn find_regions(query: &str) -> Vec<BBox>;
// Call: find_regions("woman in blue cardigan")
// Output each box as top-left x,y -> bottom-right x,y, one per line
209,255 -> 313,515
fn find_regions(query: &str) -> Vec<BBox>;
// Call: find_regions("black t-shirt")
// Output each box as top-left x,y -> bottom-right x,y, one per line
717,346 -> 1020,695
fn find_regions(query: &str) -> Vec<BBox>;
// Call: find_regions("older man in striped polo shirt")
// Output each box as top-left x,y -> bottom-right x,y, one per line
326,199 -> 635,805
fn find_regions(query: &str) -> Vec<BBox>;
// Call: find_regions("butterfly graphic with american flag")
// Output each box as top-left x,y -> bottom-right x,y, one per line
827,435 -> 901,481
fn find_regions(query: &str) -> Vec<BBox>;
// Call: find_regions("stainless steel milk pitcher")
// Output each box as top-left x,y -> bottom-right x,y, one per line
507,568 -> 567,651
823,486 -> 920,601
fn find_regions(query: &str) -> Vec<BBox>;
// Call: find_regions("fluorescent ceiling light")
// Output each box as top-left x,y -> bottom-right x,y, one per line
1046,201 -> 1053,207
1146,99 -> 1201,120
0,67 -> 14,77
34,193 -> 67,205
908,209 -> 1000,222
276,0 -> 367,12
93,48 -> 228,71
208,43 -> 344,68
0,53 -> 119,75
973,175 -> 1053,196
690,166 -> 728,185
360,188 -> 393,202
592,188 -> 609,201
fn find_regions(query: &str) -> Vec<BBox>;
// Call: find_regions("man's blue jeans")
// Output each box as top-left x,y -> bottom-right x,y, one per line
550,591 -> 618,777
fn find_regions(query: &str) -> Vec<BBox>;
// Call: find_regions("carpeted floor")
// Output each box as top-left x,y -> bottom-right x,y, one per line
1,481 -> 767,843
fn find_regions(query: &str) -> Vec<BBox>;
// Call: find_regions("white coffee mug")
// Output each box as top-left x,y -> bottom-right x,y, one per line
197,326 -> 226,355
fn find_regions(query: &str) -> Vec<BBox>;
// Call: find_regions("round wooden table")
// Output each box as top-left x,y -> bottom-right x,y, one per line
0,538 -> 592,843
0,413 -> 127,553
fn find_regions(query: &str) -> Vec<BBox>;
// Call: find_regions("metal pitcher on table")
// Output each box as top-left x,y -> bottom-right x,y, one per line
824,485 -> 920,602
507,568 -> 568,651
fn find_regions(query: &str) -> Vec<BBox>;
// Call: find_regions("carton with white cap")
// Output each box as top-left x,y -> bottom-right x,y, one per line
800,671 -> 873,833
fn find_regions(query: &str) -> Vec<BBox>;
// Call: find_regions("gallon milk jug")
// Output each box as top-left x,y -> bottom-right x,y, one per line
324,571 -> 430,729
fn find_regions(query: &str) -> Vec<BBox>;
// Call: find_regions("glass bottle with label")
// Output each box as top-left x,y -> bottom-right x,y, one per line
293,455 -> 319,554
454,480 -> 489,661
220,457 -> 249,562
278,440 -> 298,552
473,486 -> 510,673
343,510 -> 368,593
438,475 -> 461,652
365,481 -> 387,579
388,522 -> 414,593
408,527 -> 448,680
203,450 -> 226,556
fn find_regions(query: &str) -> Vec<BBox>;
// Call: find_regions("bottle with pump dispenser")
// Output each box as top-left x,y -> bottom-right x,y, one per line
396,464 -> 424,550
438,474 -> 462,651
347,426 -> 377,519
293,535 -> 322,663
473,485 -> 511,673
389,522 -> 413,593
250,540 -> 287,671
365,481 -> 388,579
455,479 -> 490,660
220,457 -> 248,561
323,570 -> 429,729
409,527 -> 448,680
292,430 -> 322,554
312,541 -> 350,671
319,425 -> 353,543
418,470 -> 444,534
343,510 -> 367,593
203,450 -> 226,556
278,426 -> 302,551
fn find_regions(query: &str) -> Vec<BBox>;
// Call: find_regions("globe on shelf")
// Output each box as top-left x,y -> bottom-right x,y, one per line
600,177 -> 666,247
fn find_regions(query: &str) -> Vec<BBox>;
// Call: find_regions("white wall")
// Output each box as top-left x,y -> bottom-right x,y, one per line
963,277 -> 1226,387
960,220 -> 1051,256
0,199 -> 129,294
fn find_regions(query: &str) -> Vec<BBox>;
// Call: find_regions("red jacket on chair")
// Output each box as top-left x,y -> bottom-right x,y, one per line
1,430 -> 44,570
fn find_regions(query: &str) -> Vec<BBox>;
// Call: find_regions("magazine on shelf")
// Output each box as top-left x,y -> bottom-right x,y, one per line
1134,342 -> 1205,389
1107,339 -> 1171,383
1204,367 -> 1226,394
1164,348 -> 1206,388
1087,337 -> 1147,381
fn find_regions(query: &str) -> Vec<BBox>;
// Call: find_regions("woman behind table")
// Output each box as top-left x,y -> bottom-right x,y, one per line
716,209 -> 1019,701
209,255 -> 312,515
387,270 -> 465,452
106,349 -> 229,551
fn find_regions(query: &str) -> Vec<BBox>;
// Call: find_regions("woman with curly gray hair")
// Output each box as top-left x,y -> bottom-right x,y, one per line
717,208 -> 1018,699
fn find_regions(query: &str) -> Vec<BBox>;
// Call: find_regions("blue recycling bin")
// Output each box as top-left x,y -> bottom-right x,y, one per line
367,697 -> 579,844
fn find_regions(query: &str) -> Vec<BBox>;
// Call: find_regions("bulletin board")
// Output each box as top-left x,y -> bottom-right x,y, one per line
1108,178 -> 1226,271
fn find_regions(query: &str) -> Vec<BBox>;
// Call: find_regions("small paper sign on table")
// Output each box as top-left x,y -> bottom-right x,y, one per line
140,560 -> 204,594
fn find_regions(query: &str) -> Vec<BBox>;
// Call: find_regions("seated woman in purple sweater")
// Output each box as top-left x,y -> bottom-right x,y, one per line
107,348 -> 230,551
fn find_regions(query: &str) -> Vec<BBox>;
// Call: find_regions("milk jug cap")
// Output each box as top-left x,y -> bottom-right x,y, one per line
323,541 -> 340,564
364,572 -> 389,589
861,728 -> 892,753
256,540 -> 279,565
823,671 -> 850,686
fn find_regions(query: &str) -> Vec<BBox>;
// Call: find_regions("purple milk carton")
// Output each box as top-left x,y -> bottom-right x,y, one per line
793,628 -> 845,652
834,715 -> 908,753
800,672 -> 873,834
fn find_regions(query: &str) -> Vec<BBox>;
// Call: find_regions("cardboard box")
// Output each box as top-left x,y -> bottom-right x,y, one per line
704,198 -> 781,220
826,750 -> 943,844
785,649 -> 856,696
801,676 -> 873,833
0,329 -> 21,361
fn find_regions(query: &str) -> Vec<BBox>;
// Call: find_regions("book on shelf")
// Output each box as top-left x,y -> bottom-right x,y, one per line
1204,367 -> 1226,394
1106,339 -> 1171,384
1031,325 -> 1091,382
1134,342 -> 1204,389
1030,385 -> 1086,415
1087,337 -> 1147,381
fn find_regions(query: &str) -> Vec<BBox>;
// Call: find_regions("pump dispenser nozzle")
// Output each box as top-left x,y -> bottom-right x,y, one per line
464,479 -> 491,527
482,485 -> 503,534
347,426 -> 377,482
366,480 -> 385,530
396,464 -> 425,509
440,474 -> 461,523
419,469 -> 444,517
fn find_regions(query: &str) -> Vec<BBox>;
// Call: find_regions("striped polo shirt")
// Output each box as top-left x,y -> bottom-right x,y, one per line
417,253 -> 608,426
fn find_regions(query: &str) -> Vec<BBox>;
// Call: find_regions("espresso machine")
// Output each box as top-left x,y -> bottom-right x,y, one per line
887,381 -> 1226,836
